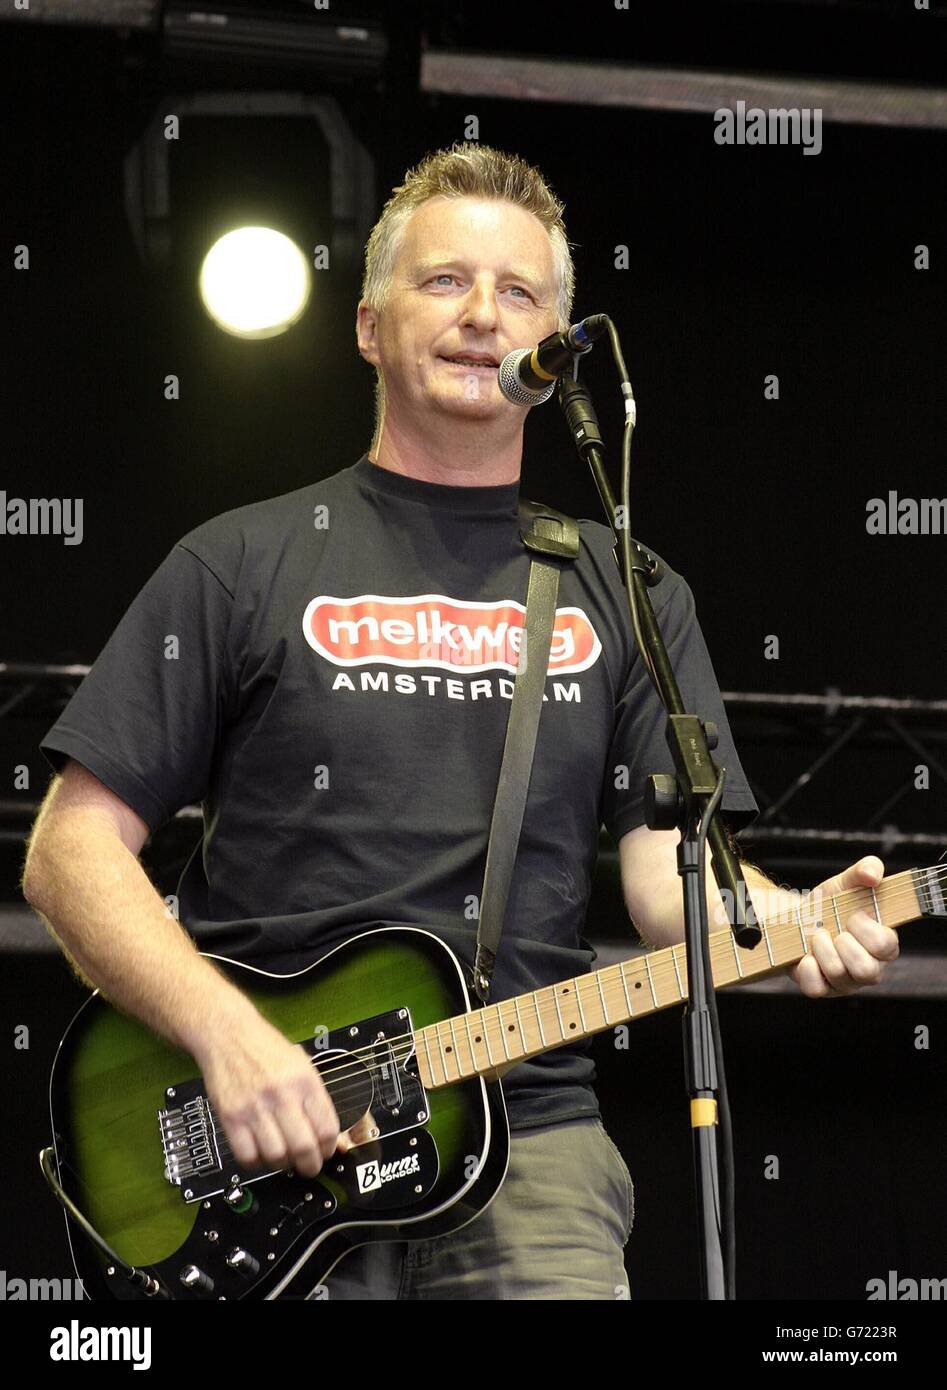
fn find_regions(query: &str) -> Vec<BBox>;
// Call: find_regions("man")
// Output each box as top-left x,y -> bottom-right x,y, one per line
23,142 -> 898,1300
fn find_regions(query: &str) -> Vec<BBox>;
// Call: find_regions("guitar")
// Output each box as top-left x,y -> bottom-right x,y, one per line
45,864 -> 945,1300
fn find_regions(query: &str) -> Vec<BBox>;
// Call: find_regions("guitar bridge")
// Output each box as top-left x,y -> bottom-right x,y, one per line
159,1095 -> 221,1188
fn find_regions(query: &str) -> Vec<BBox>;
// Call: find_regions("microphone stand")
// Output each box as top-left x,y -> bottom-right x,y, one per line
558,350 -> 761,1300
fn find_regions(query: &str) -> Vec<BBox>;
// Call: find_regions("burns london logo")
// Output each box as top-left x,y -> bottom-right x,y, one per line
356,1154 -> 422,1193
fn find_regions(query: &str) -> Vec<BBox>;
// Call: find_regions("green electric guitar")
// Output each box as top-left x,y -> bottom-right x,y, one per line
43,864 -> 945,1300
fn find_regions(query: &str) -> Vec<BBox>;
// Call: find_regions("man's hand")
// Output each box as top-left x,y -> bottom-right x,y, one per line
195,1013 -> 344,1179
790,855 -> 900,998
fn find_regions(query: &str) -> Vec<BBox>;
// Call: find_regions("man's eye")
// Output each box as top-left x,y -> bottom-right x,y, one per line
507,286 -> 531,299
431,274 -> 456,286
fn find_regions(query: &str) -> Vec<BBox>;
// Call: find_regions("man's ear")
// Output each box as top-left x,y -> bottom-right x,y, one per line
356,300 -> 381,368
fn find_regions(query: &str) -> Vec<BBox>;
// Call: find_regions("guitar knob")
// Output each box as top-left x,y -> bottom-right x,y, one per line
179,1265 -> 214,1293
224,1185 -> 258,1215
225,1248 -> 261,1278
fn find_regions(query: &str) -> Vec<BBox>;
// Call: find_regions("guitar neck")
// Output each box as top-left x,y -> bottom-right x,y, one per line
413,865 -> 945,1090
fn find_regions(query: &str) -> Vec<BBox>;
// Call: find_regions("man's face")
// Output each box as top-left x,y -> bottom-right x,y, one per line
357,195 -> 560,431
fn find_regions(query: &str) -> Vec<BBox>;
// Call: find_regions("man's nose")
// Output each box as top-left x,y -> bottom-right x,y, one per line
459,278 -> 499,331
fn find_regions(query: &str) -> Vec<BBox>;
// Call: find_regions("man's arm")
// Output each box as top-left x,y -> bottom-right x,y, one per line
619,823 -> 767,949
617,823 -> 898,996
21,759 -> 353,1173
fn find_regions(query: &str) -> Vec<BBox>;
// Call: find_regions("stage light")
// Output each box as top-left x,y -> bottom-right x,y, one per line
198,226 -> 312,339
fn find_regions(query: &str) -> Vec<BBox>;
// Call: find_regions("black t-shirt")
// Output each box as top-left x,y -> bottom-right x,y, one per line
40,454 -> 758,1130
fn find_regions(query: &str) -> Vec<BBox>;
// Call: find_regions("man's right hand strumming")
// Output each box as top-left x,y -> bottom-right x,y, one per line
193,1014 -> 343,1180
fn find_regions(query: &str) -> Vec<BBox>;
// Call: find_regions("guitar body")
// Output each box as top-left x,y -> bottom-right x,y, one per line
48,926 -> 510,1301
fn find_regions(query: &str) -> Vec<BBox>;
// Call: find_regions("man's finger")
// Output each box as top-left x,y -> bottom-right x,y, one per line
832,930 -> 885,987
792,954 -> 839,999
845,915 -> 900,962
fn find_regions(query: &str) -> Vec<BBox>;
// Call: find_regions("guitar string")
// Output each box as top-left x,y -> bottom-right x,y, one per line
242,873 -> 944,1094
285,867 -> 945,1095
203,948 -> 935,1171
192,873 -> 941,1169
201,875 -> 942,1113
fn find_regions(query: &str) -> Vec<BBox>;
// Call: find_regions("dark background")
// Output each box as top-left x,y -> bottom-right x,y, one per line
1,0 -> 945,1303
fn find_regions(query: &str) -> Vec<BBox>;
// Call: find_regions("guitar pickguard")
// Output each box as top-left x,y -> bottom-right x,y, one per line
159,1008 -> 429,1205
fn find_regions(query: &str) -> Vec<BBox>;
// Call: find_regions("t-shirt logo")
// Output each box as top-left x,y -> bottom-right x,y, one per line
302,593 -> 601,675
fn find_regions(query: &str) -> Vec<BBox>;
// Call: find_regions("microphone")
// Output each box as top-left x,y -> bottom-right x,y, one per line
498,314 -> 608,405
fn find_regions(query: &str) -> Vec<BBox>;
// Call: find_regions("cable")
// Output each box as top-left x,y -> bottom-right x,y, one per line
38,1146 -> 167,1297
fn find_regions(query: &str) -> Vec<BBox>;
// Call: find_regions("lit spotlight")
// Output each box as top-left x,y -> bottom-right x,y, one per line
199,227 -> 312,339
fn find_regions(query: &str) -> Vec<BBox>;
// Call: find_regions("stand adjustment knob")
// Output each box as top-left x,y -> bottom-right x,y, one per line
645,774 -> 681,829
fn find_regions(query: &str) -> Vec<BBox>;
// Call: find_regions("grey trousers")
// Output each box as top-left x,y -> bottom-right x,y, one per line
316,1116 -> 635,1300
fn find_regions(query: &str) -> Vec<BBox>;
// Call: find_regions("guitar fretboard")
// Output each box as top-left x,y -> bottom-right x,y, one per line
413,866 -> 939,1090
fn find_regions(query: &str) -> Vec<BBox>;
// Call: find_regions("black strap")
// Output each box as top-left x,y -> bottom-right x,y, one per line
470,499 -> 581,1005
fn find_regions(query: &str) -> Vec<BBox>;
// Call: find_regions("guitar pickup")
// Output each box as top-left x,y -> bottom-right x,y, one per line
369,1035 -> 403,1111
304,1008 -> 427,1140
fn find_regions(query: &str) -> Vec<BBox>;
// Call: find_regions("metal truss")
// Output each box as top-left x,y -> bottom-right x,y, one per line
2,663 -> 946,876
709,690 -> 947,880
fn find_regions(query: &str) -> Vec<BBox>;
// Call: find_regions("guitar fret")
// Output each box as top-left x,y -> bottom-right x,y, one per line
730,933 -> 744,979
447,1016 -> 461,1077
574,978 -> 588,1032
762,924 -> 775,967
463,1012 -> 479,1072
832,896 -> 842,936
670,945 -> 684,997
870,887 -> 880,923
513,996 -> 526,1055
596,971 -> 609,1025
619,960 -> 633,1016
482,1009 -> 496,1067
797,900 -> 809,954
644,955 -> 658,1007
497,1002 -> 511,1061
533,991 -> 546,1047
420,1027 -> 439,1087
552,986 -> 565,1038
431,1022 -> 445,1081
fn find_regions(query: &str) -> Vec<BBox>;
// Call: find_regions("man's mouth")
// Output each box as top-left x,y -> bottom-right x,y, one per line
439,354 -> 500,370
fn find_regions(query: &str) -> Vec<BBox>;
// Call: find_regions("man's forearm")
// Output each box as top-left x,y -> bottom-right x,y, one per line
647,851 -> 796,944
23,817 -> 260,1062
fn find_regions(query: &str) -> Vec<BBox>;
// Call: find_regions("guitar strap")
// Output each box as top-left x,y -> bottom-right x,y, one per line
470,497 -> 581,1005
